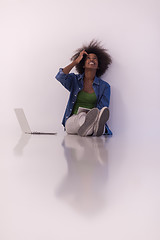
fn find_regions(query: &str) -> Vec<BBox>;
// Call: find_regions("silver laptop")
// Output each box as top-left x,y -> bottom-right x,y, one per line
14,108 -> 57,135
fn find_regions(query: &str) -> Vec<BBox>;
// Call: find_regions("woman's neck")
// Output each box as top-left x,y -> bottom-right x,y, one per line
84,69 -> 96,82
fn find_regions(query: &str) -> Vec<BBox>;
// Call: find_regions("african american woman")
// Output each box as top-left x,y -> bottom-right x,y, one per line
55,40 -> 112,137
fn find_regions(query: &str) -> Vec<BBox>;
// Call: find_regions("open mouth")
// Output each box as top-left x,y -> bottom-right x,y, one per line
89,62 -> 95,65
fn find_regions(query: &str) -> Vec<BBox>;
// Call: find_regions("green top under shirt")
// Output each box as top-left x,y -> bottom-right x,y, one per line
72,90 -> 97,115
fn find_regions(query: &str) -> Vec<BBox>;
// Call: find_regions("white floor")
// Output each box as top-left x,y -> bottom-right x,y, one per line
1,128 -> 160,240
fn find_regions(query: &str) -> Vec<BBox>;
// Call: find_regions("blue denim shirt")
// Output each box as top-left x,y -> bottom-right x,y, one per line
55,68 -> 112,135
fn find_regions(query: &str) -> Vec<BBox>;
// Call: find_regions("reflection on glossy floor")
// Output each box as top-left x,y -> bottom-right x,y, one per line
1,129 -> 160,240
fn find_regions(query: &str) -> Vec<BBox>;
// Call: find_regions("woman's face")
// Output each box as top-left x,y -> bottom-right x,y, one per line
84,53 -> 98,70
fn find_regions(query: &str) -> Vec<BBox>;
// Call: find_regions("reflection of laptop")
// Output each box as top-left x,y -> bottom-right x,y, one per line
14,108 -> 57,135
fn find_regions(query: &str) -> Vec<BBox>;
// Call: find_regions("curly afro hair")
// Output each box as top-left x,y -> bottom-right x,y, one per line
71,40 -> 112,77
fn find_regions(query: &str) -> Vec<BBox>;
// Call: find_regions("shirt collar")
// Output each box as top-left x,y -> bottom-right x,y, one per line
93,76 -> 100,85
78,73 -> 100,85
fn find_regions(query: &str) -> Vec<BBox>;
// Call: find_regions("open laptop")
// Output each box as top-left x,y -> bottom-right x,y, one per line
14,108 -> 57,135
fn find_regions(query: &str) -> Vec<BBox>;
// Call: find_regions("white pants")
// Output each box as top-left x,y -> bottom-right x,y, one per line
65,112 -> 94,135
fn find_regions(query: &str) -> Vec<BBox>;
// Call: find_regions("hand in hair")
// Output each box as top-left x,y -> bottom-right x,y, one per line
62,50 -> 88,74
75,50 -> 88,64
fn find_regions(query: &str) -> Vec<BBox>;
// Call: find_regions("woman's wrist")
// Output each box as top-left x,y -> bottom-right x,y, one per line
73,59 -> 78,65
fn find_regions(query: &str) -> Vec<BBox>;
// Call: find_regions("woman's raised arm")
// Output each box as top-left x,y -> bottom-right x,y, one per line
62,50 -> 88,74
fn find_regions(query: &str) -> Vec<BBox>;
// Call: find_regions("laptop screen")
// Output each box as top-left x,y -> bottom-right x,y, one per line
14,108 -> 31,133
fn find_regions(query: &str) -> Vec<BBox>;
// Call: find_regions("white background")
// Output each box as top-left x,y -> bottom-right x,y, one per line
1,0 -> 160,138
1,1 -> 160,240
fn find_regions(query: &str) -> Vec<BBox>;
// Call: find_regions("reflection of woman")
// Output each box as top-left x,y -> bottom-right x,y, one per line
56,134 -> 108,215
55,40 -> 112,137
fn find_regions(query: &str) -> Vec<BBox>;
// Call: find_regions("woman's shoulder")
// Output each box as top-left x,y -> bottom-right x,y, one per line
97,76 -> 111,88
66,71 -> 82,80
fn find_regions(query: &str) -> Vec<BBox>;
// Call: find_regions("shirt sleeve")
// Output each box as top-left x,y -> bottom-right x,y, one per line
98,83 -> 112,135
97,83 -> 111,109
55,68 -> 75,92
